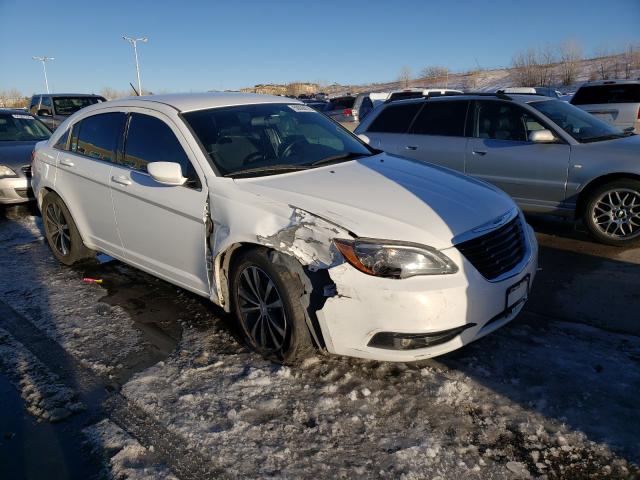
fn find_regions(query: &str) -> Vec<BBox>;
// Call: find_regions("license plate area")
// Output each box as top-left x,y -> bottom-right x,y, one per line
506,274 -> 530,312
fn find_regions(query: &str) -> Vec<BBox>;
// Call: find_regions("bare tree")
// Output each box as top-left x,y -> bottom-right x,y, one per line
100,87 -> 130,100
398,66 -> 412,88
420,66 -> 450,86
0,89 -> 27,108
557,40 -> 583,86
621,43 -> 640,79
511,45 -> 556,87
462,69 -> 481,90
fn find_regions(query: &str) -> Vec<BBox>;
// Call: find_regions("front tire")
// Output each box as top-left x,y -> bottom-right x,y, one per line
230,248 -> 313,363
42,191 -> 94,265
584,179 -> 640,246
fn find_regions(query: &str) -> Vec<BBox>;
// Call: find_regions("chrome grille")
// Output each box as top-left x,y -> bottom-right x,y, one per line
456,217 -> 526,280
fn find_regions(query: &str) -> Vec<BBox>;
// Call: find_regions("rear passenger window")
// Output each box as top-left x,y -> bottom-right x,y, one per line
123,113 -> 199,188
410,101 -> 468,136
366,103 -> 422,134
571,84 -> 640,105
73,113 -> 125,163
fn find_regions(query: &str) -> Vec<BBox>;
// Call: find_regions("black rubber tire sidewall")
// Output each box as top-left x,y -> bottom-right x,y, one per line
584,179 -> 640,247
42,191 -> 93,265
230,248 -> 313,363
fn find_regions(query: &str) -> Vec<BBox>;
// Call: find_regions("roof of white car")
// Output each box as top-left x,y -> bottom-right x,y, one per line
107,92 -> 301,112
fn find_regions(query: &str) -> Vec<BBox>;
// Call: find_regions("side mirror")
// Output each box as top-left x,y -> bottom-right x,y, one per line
37,109 -> 52,117
147,162 -> 186,186
529,129 -> 555,143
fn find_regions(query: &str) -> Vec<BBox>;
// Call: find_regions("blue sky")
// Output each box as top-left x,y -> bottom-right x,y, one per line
1,0 -> 638,95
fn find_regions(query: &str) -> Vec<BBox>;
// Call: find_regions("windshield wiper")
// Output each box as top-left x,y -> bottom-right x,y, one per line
225,164 -> 311,178
581,134 -> 625,143
308,151 -> 372,166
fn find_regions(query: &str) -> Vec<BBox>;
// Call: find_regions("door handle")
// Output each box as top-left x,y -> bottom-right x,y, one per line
405,145 -> 418,151
472,150 -> 487,156
59,158 -> 74,167
111,175 -> 132,186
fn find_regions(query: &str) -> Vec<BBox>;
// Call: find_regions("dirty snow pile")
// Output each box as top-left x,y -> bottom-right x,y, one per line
84,419 -> 178,480
122,315 -> 639,479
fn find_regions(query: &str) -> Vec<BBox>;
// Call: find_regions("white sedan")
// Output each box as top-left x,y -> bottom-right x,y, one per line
32,93 -> 538,363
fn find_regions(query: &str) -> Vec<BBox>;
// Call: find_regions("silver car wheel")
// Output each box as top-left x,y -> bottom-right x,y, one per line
45,202 -> 71,256
237,266 -> 288,352
592,188 -> 640,240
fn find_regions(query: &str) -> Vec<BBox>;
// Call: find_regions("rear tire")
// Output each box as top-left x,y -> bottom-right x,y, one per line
583,179 -> 640,246
42,191 -> 94,265
230,248 -> 313,363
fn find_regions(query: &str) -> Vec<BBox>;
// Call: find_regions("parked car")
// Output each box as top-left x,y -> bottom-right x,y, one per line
352,92 -> 390,123
32,93 -> 537,363
322,95 -> 357,124
29,93 -> 106,130
500,87 -> 537,94
386,88 -> 463,103
355,93 -> 640,246
571,80 -> 640,133
301,101 -> 329,112
0,109 -> 51,204
533,87 -> 563,98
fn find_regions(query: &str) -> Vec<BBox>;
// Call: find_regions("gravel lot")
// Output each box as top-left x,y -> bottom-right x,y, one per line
0,204 -> 639,480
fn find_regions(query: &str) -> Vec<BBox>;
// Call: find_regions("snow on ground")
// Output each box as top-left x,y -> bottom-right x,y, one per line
1,211 -> 639,479
84,419 -> 178,480
0,327 -> 83,422
0,215 -> 157,380
122,316 -> 639,479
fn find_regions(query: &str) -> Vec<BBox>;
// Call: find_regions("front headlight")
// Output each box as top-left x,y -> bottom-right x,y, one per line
0,165 -> 18,179
334,238 -> 458,278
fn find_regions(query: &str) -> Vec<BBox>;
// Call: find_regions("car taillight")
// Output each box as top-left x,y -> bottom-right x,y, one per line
637,107 -> 640,120
343,108 -> 353,116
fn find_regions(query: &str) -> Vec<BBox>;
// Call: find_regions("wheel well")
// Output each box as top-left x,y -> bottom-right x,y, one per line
215,242 -> 330,350
575,173 -> 640,219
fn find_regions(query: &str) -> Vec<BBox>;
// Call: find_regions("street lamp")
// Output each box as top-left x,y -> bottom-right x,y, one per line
32,56 -> 54,94
122,36 -> 148,95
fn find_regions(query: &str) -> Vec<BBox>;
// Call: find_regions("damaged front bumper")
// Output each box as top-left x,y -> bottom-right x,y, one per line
316,226 -> 538,362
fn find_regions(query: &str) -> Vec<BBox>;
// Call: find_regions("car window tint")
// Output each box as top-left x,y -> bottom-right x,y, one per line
54,128 -> 69,150
411,101 -> 467,136
74,112 -> 125,163
124,113 -> 198,186
475,102 -> 531,141
328,97 -> 355,110
366,102 -> 422,133
29,96 -> 40,113
571,84 -> 640,105
40,96 -> 52,108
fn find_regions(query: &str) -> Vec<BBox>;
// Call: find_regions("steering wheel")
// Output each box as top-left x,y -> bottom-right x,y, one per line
279,138 -> 306,159
242,151 -> 264,165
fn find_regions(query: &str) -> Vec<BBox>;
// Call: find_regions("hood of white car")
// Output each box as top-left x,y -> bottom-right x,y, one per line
233,154 -> 516,249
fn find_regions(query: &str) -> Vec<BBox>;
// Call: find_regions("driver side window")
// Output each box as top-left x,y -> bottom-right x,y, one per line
123,113 -> 200,189
475,101 -> 545,142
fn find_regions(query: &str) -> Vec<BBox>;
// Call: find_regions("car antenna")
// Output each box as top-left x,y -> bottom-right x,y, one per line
130,82 -> 140,96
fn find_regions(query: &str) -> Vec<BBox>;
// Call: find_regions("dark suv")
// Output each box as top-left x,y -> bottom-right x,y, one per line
29,93 -> 106,130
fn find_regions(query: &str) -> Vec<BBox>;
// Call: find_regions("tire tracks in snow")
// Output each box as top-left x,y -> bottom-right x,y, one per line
0,299 -> 227,480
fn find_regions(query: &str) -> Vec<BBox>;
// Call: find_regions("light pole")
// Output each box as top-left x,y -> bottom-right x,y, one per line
32,56 -> 54,93
122,36 -> 148,95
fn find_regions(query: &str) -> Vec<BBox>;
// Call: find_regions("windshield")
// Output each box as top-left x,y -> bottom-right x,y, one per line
52,96 -> 104,116
183,103 -> 373,177
530,99 -> 626,143
0,113 -> 51,141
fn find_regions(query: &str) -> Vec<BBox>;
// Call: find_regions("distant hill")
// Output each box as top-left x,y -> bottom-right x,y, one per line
318,52 -> 640,96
